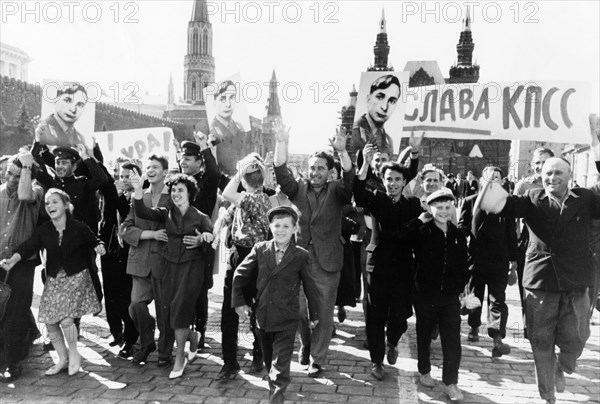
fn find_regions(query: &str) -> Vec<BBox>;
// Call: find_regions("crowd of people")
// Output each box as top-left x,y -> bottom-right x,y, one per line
0,112 -> 599,404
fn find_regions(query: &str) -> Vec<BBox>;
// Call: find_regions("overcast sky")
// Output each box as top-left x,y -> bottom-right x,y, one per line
2,0 -> 598,153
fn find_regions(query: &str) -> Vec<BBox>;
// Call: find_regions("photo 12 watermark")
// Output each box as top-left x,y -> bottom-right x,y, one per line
205,1 -> 340,24
400,1 -> 540,24
1,1 -> 140,24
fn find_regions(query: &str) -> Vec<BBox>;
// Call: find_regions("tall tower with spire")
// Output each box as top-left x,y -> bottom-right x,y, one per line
449,6 -> 479,83
263,69 -> 282,138
184,0 -> 215,104
166,73 -> 175,110
368,9 -> 393,72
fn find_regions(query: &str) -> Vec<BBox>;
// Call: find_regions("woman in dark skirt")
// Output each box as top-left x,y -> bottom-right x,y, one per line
1,188 -> 104,376
130,172 -> 213,379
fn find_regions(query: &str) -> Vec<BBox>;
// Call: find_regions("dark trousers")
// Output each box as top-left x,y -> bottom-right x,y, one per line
467,265 -> 509,339
516,242 -> 528,336
129,274 -> 174,360
221,245 -> 260,365
0,261 -> 39,368
414,294 -> 462,385
351,241 -> 364,300
100,252 -> 138,346
525,289 -> 591,401
365,270 -> 412,364
195,248 -> 214,334
258,328 -> 296,404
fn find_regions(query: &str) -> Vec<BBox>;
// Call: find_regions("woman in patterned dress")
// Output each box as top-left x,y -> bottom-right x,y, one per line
130,172 -> 213,379
0,188 -> 105,376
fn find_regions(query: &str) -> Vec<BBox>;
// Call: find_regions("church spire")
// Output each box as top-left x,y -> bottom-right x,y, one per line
191,0 -> 209,22
184,0 -> 215,104
266,69 -> 281,119
368,9 -> 393,71
448,5 -> 479,83
462,4 -> 471,32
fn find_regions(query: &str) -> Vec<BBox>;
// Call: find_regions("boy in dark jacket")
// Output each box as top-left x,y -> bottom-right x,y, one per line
232,206 -> 319,404
407,189 -> 470,402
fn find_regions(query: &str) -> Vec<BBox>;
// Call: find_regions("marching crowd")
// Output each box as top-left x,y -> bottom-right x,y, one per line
1,110 -> 599,404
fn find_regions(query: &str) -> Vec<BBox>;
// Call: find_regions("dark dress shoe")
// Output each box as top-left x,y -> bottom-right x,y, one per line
217,362 -> 240,380
2,364 -> 23,383
386,344 -> 398,365
117,345 -> 135,360
250,355 -> 264,373
307,363 -> 323,377
109,336 -> 124,347
132,343 -> 156,366
371,363 -> 385,380
157,357 -> 173,367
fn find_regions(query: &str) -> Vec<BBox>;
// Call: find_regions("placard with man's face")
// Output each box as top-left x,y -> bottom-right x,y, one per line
354,71 -> 410,154
203,73 -> 251,134
38,79 -> 97,148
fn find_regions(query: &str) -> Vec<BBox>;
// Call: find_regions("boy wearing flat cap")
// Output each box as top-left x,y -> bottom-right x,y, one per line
404,189 -> 470,402
232,206 -> 319,404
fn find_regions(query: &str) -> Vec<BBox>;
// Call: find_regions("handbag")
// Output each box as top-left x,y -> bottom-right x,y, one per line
0,270 -> 11,321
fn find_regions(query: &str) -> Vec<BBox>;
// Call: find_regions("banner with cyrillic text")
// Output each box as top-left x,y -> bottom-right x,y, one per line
93,127 -> 178,170
402,81 -> 592,143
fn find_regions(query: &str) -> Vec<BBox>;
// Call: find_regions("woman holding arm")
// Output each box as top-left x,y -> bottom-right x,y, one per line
0,188 -> 105,376
130,172 -> 213,379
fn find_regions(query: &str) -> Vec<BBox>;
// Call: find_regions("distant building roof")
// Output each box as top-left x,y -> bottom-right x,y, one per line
402,61 -> 446,85
0,42 -> 32,62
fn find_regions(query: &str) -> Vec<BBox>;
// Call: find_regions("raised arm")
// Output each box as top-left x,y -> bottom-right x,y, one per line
78,144 -> 109,192
16,152 -> 42,203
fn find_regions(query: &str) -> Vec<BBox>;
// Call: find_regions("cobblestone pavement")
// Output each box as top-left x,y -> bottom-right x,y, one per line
1,271 -> 598,404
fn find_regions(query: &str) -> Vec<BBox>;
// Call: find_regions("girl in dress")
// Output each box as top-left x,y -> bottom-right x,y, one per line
1,188 -> 105,376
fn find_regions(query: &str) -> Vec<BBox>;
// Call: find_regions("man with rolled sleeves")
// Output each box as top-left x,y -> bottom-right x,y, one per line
478,157 -> 600,404
273,123 -> 355,377
178,140 -> 220,350
0,152 -> 44,382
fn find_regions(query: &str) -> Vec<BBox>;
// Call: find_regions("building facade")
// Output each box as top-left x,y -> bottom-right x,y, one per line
0,42 -> 31,82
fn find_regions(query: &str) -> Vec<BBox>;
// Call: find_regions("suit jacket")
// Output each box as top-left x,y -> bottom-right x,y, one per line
501,187 -> 600,291
349,114 -> 394,160
121,187 -> 171,278
459,194 -> 517,268
133,198 -> 213,265
231,240 -> 319,332
274,162 -> 355,272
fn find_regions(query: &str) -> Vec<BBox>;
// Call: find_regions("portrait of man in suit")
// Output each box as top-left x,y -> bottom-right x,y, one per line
350,74 -> 401,160
36,83 -> 89,147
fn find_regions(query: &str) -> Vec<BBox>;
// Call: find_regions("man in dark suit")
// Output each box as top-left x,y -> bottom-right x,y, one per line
273,123 -> 354,377
478,157 -> 600,404
458,167 -> 517,356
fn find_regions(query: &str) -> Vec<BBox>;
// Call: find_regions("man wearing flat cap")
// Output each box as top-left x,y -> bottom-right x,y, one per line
178,138 -> 221,351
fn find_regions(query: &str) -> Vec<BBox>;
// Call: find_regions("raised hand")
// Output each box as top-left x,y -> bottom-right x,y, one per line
129,170 -> 144,192
362,143 -> 376,166
409,130 -> 425,152
273,120 -> 290,143
76,143 -> 89,159
194,131 -> 208,150
329,126 -> 348,152
19,151 -> 35,168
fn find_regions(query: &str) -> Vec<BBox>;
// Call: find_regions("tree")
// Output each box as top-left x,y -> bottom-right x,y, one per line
15,102 -> 34,139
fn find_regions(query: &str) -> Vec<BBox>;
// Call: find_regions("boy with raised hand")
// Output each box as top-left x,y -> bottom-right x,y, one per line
232,206 -> 319,404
